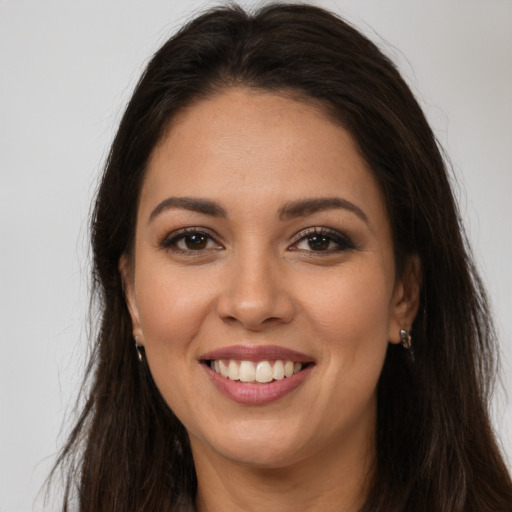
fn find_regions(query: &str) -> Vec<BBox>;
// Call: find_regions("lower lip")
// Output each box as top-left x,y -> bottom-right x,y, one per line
203,363 -> 313,405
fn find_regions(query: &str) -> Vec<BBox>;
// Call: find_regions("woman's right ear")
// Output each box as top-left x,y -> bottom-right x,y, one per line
119,254 -> 144,343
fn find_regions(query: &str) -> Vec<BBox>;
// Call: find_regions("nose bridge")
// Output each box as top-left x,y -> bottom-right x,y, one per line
216,240 -> 294,329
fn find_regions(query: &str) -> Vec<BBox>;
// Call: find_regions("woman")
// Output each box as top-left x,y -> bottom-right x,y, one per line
52,3 -> 512,511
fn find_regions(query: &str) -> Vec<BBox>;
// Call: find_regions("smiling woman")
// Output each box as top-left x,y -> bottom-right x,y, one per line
51,3 -> 512,512
121,90 -> 413,487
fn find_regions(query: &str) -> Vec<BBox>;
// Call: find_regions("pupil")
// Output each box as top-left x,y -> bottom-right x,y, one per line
185,234 -> 207,250
308,235 -> 329,250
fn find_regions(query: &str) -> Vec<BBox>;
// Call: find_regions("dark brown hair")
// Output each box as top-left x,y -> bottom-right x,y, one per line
52,3 -> 512,511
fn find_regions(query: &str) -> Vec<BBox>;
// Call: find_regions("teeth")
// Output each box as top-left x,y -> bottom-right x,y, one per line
210,359 -> 304,383
219,360 -> 229,378
256,361 -> 273,383
228,360 -> 239,380
239,361 -> 256,382
273,360 -> 285,380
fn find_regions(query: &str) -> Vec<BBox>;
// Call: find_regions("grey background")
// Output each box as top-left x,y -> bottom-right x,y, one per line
1,0 -> 510,510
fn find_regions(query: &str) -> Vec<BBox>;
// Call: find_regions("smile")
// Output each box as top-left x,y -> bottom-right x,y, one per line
209,359 -> 304,383
199,345 -> 315,404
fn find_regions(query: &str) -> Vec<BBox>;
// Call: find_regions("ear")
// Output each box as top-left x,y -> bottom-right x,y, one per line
388,254 -> 422,344
119,254 -> 144,345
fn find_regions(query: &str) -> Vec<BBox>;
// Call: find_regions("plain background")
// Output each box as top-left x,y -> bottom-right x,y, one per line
1,0 -> 511,510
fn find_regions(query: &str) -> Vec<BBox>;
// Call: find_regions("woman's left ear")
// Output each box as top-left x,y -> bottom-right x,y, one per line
388,254 -> 422,344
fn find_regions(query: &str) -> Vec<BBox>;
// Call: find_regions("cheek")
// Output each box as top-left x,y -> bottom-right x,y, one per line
310,263 -> 392,330
133,263 -> 218,415
134,262 -> 217,350
300,260 -> 393,371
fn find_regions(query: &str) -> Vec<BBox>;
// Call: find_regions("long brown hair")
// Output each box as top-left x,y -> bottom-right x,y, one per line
51,3 -> 512,511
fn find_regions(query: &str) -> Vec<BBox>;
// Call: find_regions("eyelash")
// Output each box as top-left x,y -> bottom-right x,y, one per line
159,227 -> 222,254
289,227 -> 355,254
159,226 -> 355,255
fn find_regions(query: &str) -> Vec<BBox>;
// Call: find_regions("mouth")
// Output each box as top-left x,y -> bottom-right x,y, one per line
205,359 -> 311,384
199,345 -> 315,404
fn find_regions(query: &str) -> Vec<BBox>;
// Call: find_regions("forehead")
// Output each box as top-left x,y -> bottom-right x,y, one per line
140,88 -> 388,226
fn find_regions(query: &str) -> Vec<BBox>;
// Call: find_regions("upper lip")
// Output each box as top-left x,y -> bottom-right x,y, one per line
199,344 -> 314,363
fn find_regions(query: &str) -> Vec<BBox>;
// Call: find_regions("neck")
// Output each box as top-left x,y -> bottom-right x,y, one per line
192,426 -> 375,512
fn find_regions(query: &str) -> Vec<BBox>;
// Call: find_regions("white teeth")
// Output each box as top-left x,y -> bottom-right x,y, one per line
210,359 -> 306,383
255,361 -> 273,383
228,360 -> 239,380
273,360 -> 285,380
239,361 -> 256,382
219,360 -> 229,378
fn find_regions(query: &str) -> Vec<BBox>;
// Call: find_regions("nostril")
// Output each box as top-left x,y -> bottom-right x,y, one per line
215,275 -> 296,328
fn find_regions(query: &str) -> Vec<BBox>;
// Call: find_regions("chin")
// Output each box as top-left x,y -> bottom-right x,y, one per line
191,419 -> 312,469
217,441 -> 305,469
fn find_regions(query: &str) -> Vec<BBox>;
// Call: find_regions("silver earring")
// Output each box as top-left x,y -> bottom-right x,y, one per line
400,329 -> 412,349
134,336 -> 144,362
135,343 -> 144,362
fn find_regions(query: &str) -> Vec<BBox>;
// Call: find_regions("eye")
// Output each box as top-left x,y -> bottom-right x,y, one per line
160,228 -> 223,253
290,227 -> 355,253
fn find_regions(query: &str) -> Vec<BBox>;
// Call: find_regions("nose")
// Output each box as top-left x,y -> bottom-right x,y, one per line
216,250 -> 295,331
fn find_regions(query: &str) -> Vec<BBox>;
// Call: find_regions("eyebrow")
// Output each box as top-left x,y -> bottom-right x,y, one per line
148,197 -> 227,223
148,195 -> 368,224
278,197 -> 369,224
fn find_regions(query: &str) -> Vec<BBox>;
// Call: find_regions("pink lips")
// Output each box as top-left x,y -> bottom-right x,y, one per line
199,344 -> 313,363
199,345 -> 315,405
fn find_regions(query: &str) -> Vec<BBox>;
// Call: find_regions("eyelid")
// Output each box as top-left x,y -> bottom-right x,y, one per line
159,225 -> 354,254
288,226 -> 355,252
159,226 -> 224,252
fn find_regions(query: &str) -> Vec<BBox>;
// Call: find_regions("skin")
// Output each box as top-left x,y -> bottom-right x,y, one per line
121,88 -> 420,512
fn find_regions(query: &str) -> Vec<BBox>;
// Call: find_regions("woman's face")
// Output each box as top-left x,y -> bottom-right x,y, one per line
123,88 -> 417,470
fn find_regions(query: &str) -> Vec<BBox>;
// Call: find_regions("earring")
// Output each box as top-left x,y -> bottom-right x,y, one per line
400,329 -> 412,349
134,336 -> 144,362
135,343 -> 144,362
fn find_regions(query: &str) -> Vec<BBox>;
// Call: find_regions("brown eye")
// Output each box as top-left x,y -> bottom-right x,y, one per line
183,233 -> 208,250
307,234 -> 331,251
160,229 -> 223,253
291,227 -> 355,253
